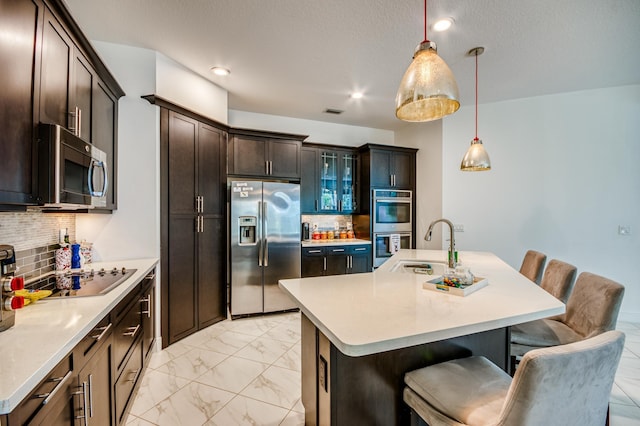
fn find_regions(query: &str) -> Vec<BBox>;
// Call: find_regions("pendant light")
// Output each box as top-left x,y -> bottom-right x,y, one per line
460,47 -> 491,171
395,0 -> 460,122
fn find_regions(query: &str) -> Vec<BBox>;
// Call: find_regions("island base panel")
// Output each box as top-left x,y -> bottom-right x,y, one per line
301,313 -> 509,425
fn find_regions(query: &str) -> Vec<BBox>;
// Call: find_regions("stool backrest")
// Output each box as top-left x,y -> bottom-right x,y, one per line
565,272 -> 625,338
499,330 -> 625,426
519,250 -> 546,284
539,259 -> 577,303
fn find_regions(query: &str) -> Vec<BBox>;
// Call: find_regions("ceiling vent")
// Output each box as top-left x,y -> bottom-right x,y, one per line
323,108 -> 344,115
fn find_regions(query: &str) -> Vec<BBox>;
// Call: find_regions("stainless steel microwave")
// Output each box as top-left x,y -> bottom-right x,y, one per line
37,123 -> 108,209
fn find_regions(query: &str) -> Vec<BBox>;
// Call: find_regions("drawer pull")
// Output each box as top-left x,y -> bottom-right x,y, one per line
307,250 -> 322,254
145,272 -> 156,280
354,248 -> 367,251
141,294 -> 152,318
332,248 -> 345,252
75,382 -> 88,425
91,322 -> 113,341
127,368 -> 140,383
35,370 -> 73,405
123,324 -> 140,337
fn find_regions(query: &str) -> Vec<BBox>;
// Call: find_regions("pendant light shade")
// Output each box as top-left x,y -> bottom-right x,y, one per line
461,47 -> 491,171
395,1 -> 460,122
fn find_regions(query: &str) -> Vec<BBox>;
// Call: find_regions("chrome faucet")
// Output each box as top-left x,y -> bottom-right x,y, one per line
425,218 -> 456,268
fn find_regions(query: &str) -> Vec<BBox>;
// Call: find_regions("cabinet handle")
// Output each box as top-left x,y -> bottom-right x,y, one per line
35,370 -> 73,405
315,199 -> 318,212
145,272 -> 156,280
91,322 -> 112,341
332,248 -> 345,252
74,382 -> 88,426
338,200 -> 342,211
269,161 -> 273,175
265,161 -> 269,175
200,216 -> 204,233
127,368 -> 141,383
141,294 -> 152,318
308,250 -> 322,254
323,257 -> 327,271
354,247 -> 367,251
123,324 -> 140,337
77,108 -> 82,138
88,374 -> 94,418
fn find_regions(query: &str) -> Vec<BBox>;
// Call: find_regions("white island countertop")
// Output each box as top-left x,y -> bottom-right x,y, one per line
279,250 -> 564,357
0,258 -> 158,414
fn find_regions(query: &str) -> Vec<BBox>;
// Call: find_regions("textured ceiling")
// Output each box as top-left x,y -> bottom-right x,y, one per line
63,0 -> 640,131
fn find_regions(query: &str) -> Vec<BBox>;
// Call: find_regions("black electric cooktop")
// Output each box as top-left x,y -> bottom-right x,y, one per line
25,267 -> 136,298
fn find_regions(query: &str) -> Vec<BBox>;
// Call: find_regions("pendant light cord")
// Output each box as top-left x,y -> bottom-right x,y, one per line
423,0 -> 429,42
474,50 -> 479,141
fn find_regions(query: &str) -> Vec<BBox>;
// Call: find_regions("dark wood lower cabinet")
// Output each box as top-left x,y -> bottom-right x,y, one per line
302,244 -> 371,277
3,269 -> 156,426
301,313 -> 510,426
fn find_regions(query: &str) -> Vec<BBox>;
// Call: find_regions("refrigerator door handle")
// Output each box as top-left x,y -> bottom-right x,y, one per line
263,201 -> 269,266
258,201 -> 263,266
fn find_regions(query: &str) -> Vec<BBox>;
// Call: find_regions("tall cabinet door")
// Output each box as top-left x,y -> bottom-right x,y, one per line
197,123 -> 226,327
165,112 -> 199,343
0,0 -> 42,205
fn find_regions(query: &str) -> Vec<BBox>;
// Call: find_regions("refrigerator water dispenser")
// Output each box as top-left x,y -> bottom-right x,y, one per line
239,216 -> 257,245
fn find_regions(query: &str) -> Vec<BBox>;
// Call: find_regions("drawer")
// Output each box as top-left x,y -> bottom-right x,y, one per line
114,338 -> 142,424
75,314 -> 113,365
9,355 -> 73,424
302,247 -> 325,256
113,296 -> 142,372
348,245 -> 370,254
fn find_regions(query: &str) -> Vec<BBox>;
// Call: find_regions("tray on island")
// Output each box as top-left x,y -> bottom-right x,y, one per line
423,275 -> 488,297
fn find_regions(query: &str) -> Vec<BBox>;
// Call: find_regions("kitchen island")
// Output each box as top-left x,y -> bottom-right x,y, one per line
0,258 -> 158,417
279,250 -> 564,425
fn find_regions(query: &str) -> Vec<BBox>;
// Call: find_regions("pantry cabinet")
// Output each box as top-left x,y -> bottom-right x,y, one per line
0,0 -> 124,211
160,107 -> 227,347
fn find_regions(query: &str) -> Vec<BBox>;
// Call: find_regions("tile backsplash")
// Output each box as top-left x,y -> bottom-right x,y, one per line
0,210 -> 76,279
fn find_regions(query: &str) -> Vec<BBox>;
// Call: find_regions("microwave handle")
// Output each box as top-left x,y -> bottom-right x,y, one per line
88,159 -> 108,197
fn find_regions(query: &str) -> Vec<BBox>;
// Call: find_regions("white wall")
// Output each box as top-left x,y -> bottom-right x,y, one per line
229,110 -> 394,146
442,85 -> 640,321
76,42 -> 160,262
155,53 -> 228,124
395,121 -> 444,249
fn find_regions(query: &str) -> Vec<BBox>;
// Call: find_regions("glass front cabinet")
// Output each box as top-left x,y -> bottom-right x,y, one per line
319,149 -> 358,213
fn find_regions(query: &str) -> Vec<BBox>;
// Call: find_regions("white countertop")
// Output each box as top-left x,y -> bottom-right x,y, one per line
301,238 -> 371,247
0,258 -> 158,414
279,250 -> 565,357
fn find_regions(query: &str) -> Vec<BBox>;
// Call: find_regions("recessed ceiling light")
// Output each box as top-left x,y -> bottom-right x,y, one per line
210,67 -> 230,76
433,17 -> 454,32
350,92 -> 364,99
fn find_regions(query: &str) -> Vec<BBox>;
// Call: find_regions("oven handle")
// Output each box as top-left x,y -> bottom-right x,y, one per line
374,199 -> 412,204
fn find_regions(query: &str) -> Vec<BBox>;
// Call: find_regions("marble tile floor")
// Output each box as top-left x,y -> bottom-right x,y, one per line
125,314 -> 640,426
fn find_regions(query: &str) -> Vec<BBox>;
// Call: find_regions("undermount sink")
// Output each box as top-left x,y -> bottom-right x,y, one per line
388,260 -> 449,276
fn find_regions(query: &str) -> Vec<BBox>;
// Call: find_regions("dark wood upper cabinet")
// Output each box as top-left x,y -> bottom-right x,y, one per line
228,130 -> 307,179
0,0 -> 43,207
301,146 -> 320,213
366,147 -> 416,189
0,0 -> 124,211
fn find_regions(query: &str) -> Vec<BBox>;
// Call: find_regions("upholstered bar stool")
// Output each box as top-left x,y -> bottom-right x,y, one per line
511,272 -> 625,359
404,331 -> 625,426
539,259 -> 577,304
519,250 -> 546,284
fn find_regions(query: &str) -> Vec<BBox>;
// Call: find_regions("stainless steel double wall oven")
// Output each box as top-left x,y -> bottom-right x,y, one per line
372,189 -> 412,267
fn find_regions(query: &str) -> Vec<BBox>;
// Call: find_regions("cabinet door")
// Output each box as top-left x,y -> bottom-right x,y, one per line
348,246 -> 371,274
300,147 -> 319,213
391,151 -> 414,189
268,139 -> 300,178
72,51 -> 94,142
198,218 -> 226,327
339,151 -> 357,213
0,0 -> 41,205
319,150 -> 338,211
168,112 -> 198,215
92,80 -> 117,209
40,6 -> 72,129
325,248 -> 348,276
167,215 -> 198,344
198,123 -> 225,216
78,340 -> 113,426
302,248 -> 325,278
369,150 -> 392,188
229,135 -> 268,176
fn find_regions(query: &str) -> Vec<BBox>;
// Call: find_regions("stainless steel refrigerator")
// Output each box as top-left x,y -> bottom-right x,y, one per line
230,180 -> 300,317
